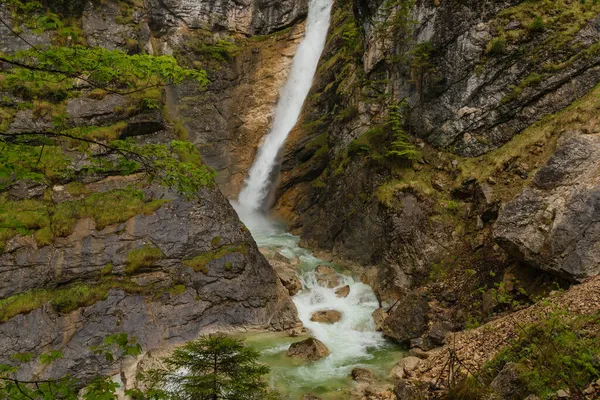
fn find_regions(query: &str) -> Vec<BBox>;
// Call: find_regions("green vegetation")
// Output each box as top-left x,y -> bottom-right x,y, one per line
0,0 -> 214,201
125,246 -> 163,273
482,312 -> 600,398
0,187 -> 169,250
184,244 -> 248,273
142,335 -> 279,400
486,37 -> 507,55
0,333 -> 143,399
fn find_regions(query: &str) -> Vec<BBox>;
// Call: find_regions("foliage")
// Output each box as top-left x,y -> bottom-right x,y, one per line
483,312 -> 600,398
385,103 -> 420,160
142,335 -> 279,400
0,334 -> 141,400
0,187 -> 169,250
486,37 -> 507,55
0,0 -> 213,200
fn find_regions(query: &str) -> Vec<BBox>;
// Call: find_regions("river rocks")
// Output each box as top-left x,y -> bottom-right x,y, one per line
494,135 -> 600,281
372,308 -> 387,331
390,356 -> 422,381
315,265 -> 341,288
335,285 -> 350,297
267,251 -> 303,296
287,337 -> 330,361
383,291 -> 430,344
310,310 -> 342,324
351,367 -> 377,382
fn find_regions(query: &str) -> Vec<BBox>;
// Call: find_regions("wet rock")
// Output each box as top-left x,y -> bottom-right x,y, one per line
287,337 -> 329,361
268,252 -> 302,296
310,310 -> 342,324
490,363 -> 528,400
351,367 -> 377,382
494,135 -> 600,281
372,308 -> 387,331
335,285 -> 350,298
315,265 -> 341,288
408,348 -> 429,359
288,327 -> 308,337
383,291 -> 430,344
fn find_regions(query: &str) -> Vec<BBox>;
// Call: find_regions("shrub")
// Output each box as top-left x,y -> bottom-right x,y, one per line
529,16 -> 545,33
487,37 -> 507,55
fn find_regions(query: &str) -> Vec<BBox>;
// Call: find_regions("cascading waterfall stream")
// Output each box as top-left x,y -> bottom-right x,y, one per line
237,0 -> 334,213
232,0 -> 403,397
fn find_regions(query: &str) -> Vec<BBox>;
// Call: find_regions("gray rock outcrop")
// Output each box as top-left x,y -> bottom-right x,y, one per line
383,291 -> 430,344
147,0 -> 308,35
494,135 -> 600,281
0,179 -> 299,381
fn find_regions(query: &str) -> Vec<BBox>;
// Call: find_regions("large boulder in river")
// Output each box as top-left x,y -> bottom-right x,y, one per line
383,291 -> 430,344
494,135 -> 600,281
267,252 -> 303,296
310,310 -> 342,324
372,308 -> 387,331
287,337 -> 330,361
314,265 -> 341,288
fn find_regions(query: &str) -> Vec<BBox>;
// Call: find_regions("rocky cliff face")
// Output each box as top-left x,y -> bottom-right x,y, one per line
147,0 -> 307,36
495,134 -> 600,281
0,0 -> 303,384
274,0 -> 600,298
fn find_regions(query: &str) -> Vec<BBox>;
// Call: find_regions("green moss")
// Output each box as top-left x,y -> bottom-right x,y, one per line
169,284 -> 186,296
0,278 -> 154,322
126,246 -> 164,273
101,263 -> 114,277
224,262 -> 233,271
184,244 -> 248,273
211,236 -> 222,247
0,187 -> 170,251
486,37 -> 507,55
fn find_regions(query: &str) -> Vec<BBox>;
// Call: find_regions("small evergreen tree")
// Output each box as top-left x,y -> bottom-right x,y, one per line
143,335 -> 278,400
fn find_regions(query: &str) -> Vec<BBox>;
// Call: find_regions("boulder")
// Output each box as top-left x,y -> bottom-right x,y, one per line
287,337 -> 329,361
394,379 -> 421,400
268,252 -> 303,296
390,356 -> 422,381
494,135 -> 600,281
425,321 -> 452,348
335,285 -> 350,298
490,362 -> 528,400
351,367 -> 377,382
314,265 -> 341,288
310,310 -> 342,324
383,291 -> 430,343
372,308 -> 387,331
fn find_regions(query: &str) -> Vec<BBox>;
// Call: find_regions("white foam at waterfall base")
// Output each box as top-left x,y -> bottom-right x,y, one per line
231,204 -> 403,397
237,0 -> 334,212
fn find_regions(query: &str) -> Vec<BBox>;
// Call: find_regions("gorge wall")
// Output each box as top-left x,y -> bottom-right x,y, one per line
0,0 -> 305,385
272,0 -> 600,336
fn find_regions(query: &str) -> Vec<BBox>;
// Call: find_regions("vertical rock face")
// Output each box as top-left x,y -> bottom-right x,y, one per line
494,134 -> 600,282
169,23 -> 306,198
0,0 -> 305,382
270,0 -> 600,301
0,179 -> 299,382
147,0 -> 308,35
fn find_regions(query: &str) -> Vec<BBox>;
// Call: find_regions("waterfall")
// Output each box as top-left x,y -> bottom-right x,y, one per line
237,0 -> 333,212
